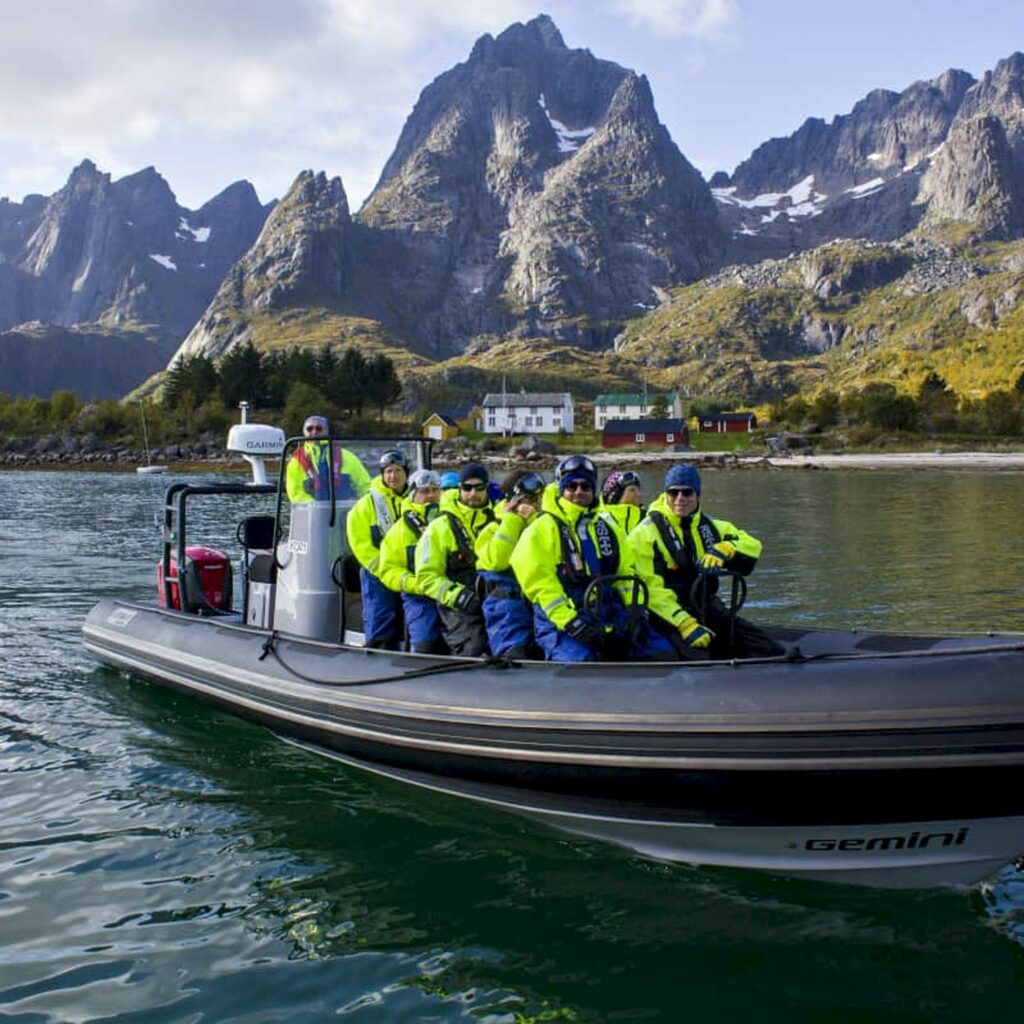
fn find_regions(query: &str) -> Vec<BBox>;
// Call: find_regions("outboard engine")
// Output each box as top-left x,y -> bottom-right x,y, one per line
271,502 -> 346,641
158,545 -> 233,613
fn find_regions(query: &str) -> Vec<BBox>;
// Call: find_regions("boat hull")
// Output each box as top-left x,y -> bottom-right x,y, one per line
83,598 -> 1024,888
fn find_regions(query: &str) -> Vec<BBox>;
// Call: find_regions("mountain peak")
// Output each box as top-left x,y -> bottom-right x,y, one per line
496,13 -> 565,50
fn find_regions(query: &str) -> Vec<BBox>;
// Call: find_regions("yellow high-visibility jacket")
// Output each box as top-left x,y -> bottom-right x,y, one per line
345,476 -> 406,577
414,491 -> 494,609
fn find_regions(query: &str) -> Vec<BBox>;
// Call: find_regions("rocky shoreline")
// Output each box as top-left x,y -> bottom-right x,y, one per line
4,435 -> 1024,475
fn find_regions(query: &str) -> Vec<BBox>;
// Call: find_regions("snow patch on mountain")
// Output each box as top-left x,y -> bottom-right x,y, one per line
539,94 -> 596,153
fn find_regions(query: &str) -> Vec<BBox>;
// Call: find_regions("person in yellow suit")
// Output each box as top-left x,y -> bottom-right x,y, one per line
377,468 -> 446,654
627,463 -> 784,659
598,469 -> 645,534
345,449 -> 409,649
285,415 -> 371,502
508,455 -> 677,662
414,462 -> 495,657
475,469 -> 544,658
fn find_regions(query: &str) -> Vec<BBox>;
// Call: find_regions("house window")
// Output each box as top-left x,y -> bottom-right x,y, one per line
553,417 -> 562,428
666,433 -> 674,443
635,433 -> 645,443
619,404 -> 626,413
488,416 -> 496,427
524,417 -> 533,427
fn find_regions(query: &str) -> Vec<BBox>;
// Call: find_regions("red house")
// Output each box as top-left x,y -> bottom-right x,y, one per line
697,412 -> 757,434
601,418 -> 691,450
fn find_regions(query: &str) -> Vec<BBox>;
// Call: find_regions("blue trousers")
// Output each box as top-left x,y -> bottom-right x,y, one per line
360,567 -> 402,648
533,589 -> 677,663
479,570 -> 534,657
402,593 -> 443,653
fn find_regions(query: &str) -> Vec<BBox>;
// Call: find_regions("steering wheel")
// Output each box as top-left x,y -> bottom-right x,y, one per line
582,574 -> 650,623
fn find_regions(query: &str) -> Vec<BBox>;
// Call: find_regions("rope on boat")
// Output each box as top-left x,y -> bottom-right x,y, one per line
258,629 -> 522,686
254,628 -> 1024,686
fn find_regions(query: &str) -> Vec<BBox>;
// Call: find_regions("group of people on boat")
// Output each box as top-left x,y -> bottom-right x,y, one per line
286,414 -> 784,663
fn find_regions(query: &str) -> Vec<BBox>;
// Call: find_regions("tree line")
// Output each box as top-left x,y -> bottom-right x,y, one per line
770,372 -> 1024,438
163,341 -> 402,423
0,342 -> 405,446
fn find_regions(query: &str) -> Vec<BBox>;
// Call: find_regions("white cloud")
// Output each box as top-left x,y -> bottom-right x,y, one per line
0,0 -> 533,209
605,0 -> 738,37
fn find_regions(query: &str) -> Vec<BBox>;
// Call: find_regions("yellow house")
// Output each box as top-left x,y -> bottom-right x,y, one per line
422,412 -> 460,441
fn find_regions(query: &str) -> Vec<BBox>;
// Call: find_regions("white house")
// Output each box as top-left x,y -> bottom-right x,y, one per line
593,392 -> 682,429
480,392 -> 574,435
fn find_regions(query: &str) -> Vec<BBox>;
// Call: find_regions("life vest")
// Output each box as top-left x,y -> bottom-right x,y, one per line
443,509 -> 493,588
549,511 -> 620,591
293,442 -> 353,500
648,509 -> 721,600
402,509 -> 428,572
367,488 -> 400,547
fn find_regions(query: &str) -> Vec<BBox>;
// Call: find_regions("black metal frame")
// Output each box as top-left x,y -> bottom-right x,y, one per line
158,435 -> 435,617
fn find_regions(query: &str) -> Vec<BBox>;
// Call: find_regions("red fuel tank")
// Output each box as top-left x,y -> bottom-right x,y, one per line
157,545 -> 233,612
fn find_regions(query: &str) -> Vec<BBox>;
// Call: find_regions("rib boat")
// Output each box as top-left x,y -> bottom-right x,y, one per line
82,420 -> 1024,889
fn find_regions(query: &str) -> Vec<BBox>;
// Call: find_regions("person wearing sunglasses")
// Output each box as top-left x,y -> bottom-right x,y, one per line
508,455 -> 676,663
628,463 -> 783,659
377,469 -> 447,654
285,414 -> 371,504
345,448 -> 411,649
474,469 -> 546,659
414,462 -> 496,656
599,469 -> 645,534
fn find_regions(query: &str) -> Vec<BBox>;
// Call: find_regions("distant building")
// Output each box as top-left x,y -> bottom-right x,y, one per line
594,392 -> 682,428
602,418 -> 690,450
421,412 -> 460,441
480,392 -> 574,435
697,412 -> 758,434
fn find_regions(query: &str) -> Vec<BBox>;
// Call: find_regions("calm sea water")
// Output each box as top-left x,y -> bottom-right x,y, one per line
2,467 -> 1024,1022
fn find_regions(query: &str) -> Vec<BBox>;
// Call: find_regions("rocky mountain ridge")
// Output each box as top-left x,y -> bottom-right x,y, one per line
713,53 -> 1024,254
177,15 -> 725,363
0,160 -> 272,396
6,17 -> 1024,405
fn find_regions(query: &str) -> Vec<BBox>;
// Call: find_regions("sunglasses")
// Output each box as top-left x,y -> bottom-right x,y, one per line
460,482 -> 487,492
563,481 -> 594,493
666,486 -> 696,498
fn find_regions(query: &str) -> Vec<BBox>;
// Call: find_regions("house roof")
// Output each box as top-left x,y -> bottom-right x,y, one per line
602,418 -> 689,434
595,392 -> 677,405
481,392 -> 572,408
422,412 -> 459,427
699,411 -> 756,421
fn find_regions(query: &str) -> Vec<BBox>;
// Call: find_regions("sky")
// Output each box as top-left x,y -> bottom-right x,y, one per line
4,0 -> 1024,212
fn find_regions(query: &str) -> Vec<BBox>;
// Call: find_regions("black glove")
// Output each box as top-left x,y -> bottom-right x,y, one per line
452,587 -> 482,615
564,615 -> 604,647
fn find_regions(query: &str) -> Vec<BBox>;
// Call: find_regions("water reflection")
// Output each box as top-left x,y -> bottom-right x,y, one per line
2,468 -> 1024,1022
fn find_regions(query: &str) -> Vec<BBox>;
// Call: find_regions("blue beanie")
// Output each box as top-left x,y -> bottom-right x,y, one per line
458,462 -> 489,485
665,463 -> 701,493
440,471 -> 459,489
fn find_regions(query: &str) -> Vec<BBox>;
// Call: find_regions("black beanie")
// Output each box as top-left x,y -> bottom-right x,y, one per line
458,462 -> 489,485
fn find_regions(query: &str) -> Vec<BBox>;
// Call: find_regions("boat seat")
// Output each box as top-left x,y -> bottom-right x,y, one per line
248,553 -> 277,584
239,514 -> 276,551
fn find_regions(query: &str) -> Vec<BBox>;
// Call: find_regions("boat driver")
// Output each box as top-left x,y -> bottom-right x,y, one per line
285,414 -> 371,503
509,455 -> 675,663
414,462 -> 496,657
627,463 -> 784,659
